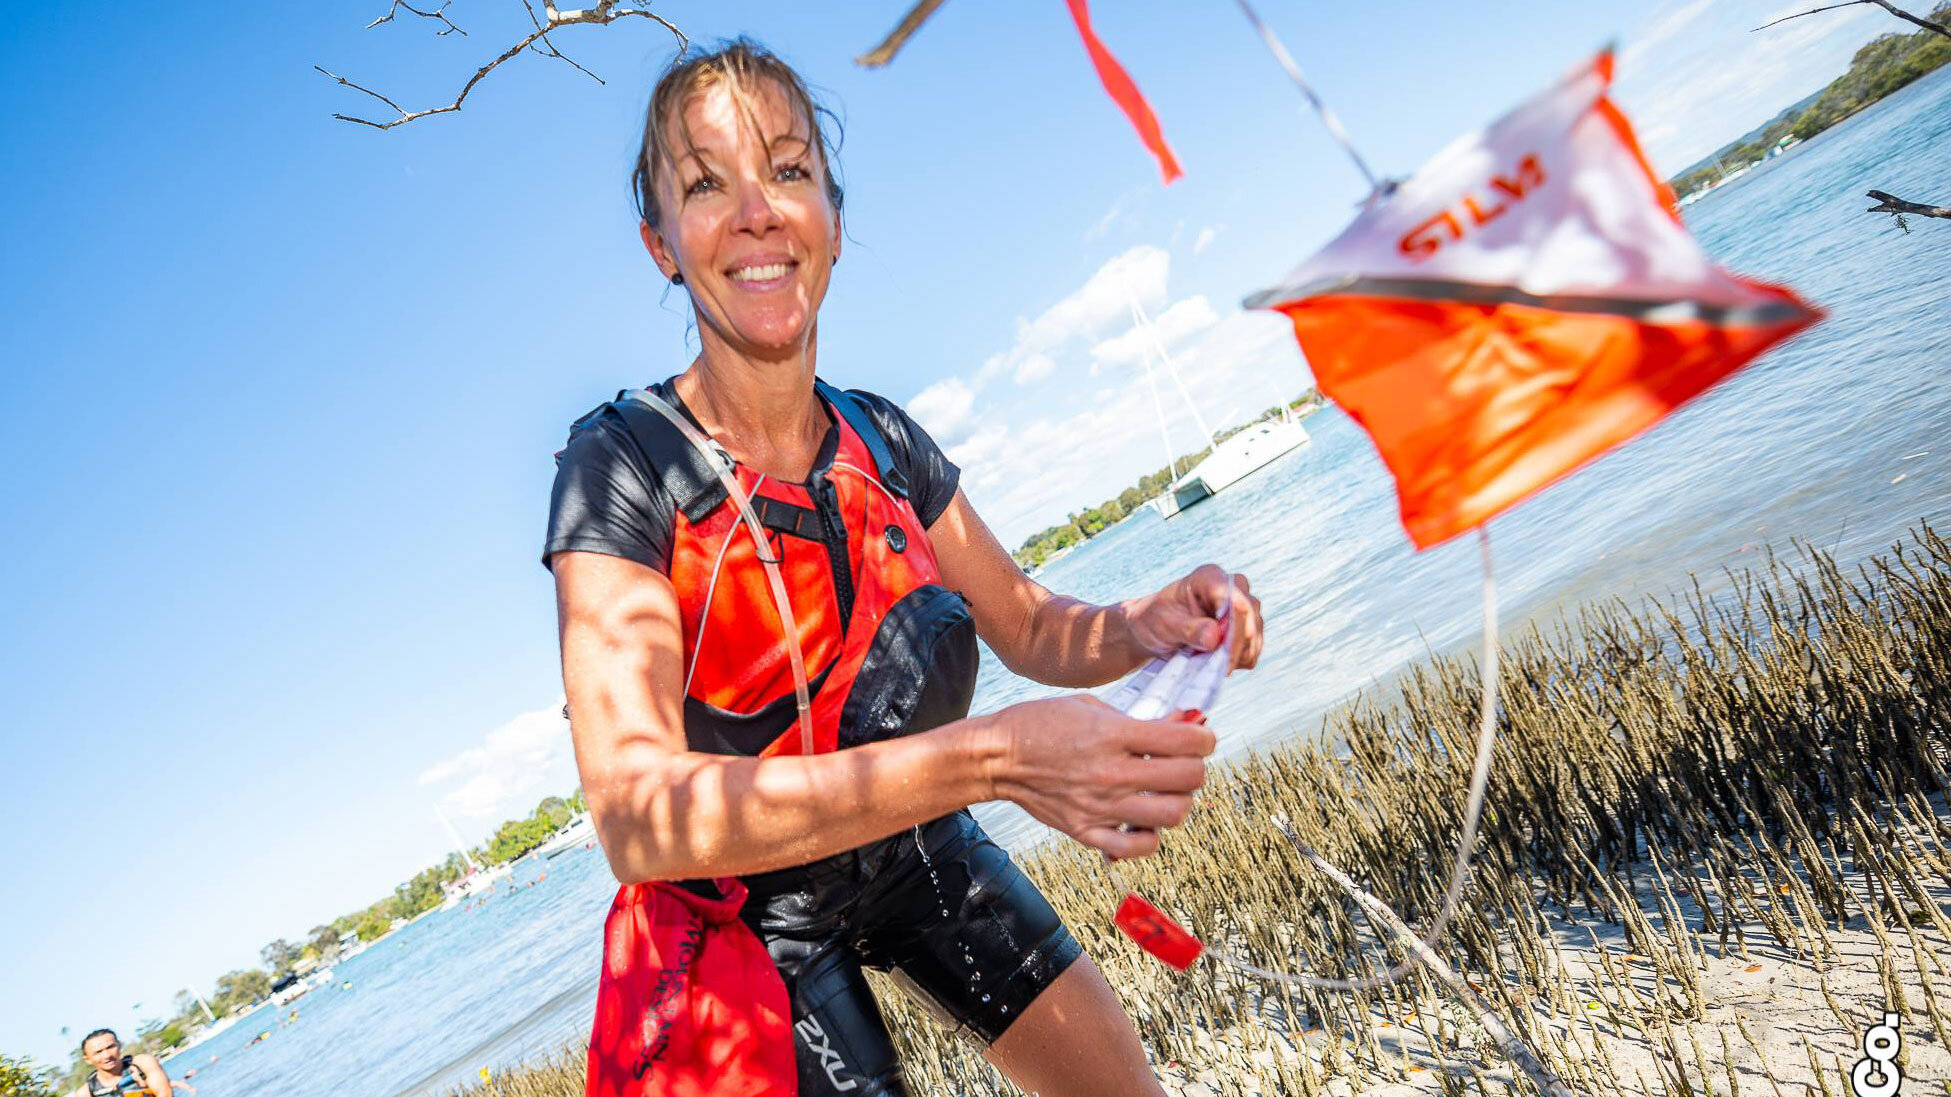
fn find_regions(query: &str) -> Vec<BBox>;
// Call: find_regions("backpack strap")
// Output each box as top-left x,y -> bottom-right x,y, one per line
815,379 -> 910,500
599,381 -> 909,523
608,388 -> 731,524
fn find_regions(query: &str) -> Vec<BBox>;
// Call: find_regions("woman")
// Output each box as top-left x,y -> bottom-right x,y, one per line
546,39 -> 1264,1097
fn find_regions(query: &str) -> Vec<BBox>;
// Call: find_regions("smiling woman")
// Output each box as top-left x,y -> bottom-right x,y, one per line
544,37 -> 1264,1097
630,43 -> 846,361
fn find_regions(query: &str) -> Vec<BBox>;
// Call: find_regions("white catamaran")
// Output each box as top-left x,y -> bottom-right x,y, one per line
1132,297 -> 1309,519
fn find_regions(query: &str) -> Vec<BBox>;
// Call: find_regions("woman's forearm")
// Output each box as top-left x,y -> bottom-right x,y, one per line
590,715 -> 1007,882
998,589 -> 1148,688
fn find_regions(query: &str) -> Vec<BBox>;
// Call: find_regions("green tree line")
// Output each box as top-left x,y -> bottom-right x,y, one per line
26,788 -> 590,1090
1012,389 -> 1322,569
1672,5 -> 1951,199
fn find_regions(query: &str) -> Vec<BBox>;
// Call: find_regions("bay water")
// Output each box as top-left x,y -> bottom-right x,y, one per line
170,63 -> 1951,1097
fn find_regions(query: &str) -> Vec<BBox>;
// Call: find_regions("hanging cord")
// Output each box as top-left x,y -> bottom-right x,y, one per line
684,473 -> 770,698
1221,526 -> 1498,991
1100,528 -> 1577,1094
1228,0 -> 1390,198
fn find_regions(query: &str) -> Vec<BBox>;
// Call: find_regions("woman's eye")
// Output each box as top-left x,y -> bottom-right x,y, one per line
775,162 -> 810,183
684,175 -> 718,197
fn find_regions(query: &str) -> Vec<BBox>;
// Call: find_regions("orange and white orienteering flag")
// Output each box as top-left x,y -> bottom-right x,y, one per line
1247,50 -> 1822,550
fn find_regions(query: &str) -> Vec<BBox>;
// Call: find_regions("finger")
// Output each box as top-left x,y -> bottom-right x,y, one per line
1086,824 -> 1162,861
1245,598 -> 1265,669
1116,792 -> 1195,829
1116,755 -> 1208,794
1122,719 -> 1218,758
1187,563 -> 1232,616
1228,584 -> 1262,671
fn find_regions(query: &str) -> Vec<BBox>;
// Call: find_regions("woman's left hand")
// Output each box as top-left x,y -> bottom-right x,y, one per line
1122,564 -> 1264,673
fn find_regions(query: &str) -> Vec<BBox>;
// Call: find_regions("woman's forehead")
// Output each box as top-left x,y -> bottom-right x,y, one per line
670,79 -> 813,155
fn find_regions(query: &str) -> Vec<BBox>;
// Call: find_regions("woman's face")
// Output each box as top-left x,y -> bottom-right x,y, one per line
645,79 -> 839,362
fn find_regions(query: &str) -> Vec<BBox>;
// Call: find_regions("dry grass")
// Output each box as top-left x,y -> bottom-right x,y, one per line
451,526 -> 1951,1097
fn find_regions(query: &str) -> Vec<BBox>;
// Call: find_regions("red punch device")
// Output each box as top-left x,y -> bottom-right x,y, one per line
1114,892 -> 1205,970
1102,586 -> 1231,968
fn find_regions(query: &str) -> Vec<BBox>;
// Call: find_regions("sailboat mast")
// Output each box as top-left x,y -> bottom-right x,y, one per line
1132,298 -> 1217,447
434,803 -> 479,871
1136,311 -> 1183,481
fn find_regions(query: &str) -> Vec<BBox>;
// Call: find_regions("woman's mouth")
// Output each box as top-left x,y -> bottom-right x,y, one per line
727,260 -> 797,289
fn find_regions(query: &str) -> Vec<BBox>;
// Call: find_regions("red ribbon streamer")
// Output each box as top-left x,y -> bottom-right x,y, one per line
1065,0 -> 1184,184
1114,891 -> 1205,970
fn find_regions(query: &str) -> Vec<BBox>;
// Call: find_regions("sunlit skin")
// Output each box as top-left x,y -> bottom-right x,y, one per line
555,73 -> 1267,1097
74,1033 -> 171,1097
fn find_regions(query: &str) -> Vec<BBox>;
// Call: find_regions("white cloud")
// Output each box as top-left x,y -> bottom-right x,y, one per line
1088,294 -> 1221,374
963,309 -> 1312,544
947,245 -> 1178,401
1013,353 -> 1056,384
1193,226 -> 1220,254
900,243 -> 1313,545
1022,246 -> 1171,350
419,701 -> 574,822
945,425 -> 1010,471
1084,193 -> 1128,241
908,375 -> 977,444
1620,0 -> 1718,69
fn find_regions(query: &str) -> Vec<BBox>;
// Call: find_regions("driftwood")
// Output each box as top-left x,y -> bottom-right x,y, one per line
1867,189 -> 1951,218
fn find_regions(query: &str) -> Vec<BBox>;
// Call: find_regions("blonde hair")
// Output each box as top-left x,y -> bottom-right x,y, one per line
631,38 -> 844,229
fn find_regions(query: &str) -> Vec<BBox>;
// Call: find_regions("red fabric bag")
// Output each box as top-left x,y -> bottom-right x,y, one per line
586,878 -> 795,1097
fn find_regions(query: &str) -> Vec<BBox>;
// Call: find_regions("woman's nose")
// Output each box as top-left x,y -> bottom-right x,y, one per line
731,176 -> 785,234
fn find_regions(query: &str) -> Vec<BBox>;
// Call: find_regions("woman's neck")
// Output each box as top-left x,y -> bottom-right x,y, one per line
676,341 -> 829,480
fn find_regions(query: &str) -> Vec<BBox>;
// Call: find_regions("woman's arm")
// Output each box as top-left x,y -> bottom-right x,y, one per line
928,489 -> 1264,687
556,550 -> 1213,881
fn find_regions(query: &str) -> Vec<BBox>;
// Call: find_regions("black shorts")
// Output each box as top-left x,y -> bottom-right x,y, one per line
736,810 -> 1083,1097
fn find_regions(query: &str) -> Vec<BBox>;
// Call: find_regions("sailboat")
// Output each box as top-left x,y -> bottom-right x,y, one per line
1133,297 -> 1309,519
436,802 -> 512,908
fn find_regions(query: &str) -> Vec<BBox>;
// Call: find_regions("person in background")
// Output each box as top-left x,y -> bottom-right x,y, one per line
70,1030 -> 171,1097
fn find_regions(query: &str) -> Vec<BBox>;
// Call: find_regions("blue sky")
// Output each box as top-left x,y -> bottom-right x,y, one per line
0,0 -> 1917,1066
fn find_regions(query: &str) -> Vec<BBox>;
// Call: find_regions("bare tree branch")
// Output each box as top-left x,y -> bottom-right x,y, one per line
1755,0 -> 1873,32
1755,0 -> 1951,39
1865,0 -> 1951,39
367,1 -> 467,36
856,0 -> 950,68
324,1 -> 686,131
531,36 -> 605,86
1867,189 -> 1951,217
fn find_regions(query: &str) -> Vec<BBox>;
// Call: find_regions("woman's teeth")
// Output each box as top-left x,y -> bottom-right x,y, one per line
730,262 -> 793,283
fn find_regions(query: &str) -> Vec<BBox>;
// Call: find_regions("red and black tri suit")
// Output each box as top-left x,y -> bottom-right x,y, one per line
546,378 -> 1083,1096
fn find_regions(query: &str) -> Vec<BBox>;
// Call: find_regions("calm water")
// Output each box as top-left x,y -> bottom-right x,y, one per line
170,64 -> 1951,1097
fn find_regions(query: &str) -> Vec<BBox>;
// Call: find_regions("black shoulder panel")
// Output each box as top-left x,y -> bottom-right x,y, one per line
608,390 -> 731,524
816,378 -> 909,499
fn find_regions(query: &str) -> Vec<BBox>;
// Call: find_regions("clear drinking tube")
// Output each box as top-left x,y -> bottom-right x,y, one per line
628,391 -> 817,757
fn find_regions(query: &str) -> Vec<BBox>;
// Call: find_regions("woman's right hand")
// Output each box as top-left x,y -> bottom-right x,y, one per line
983,695 -> 1215,860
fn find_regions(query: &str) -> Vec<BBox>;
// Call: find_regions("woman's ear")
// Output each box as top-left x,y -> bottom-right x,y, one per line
641,220 -> 677,281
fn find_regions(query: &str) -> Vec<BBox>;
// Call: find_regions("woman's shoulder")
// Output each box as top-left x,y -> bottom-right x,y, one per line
545,393 -> 678,573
